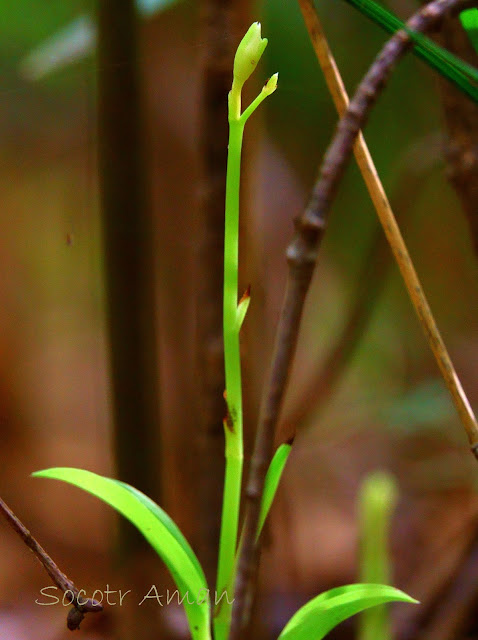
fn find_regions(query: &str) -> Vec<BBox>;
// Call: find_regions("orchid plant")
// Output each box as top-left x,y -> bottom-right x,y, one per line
34,22 -> 423,640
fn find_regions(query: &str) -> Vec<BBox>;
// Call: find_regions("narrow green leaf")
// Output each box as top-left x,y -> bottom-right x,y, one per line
278,584 -> 418,640
257,443 -> 292,538
343,0 -> 478,103
33,468 -> 211,640
460,8 -> 478,56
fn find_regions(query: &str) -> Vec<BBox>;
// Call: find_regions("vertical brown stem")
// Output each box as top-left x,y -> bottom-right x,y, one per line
96,0 -> 161,551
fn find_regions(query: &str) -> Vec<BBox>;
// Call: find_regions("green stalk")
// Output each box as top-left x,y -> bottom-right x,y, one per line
215,115 -> 245,640
214,23 -> 277,640
358,472 -> 398,640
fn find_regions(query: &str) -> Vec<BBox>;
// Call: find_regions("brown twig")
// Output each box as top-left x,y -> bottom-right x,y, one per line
230,1 -> 478,637
0,496 -> 102,630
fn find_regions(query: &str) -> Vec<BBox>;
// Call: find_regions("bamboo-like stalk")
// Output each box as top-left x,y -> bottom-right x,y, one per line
231,1 -> 478,637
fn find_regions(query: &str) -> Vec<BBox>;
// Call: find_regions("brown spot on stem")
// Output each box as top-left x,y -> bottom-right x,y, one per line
239,285 -> 251,304
223,415 -> 234,433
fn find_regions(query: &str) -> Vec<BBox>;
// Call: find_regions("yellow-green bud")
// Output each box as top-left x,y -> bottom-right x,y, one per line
233,22 -> 268,87
263,72 -> 279,96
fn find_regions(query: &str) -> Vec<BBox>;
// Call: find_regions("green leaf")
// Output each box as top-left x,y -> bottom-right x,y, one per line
33,468 -> 211,640
257,443 -> 292,538
460,8 -> 478,56
343,0 -> 478,103
278,584 -> 418,640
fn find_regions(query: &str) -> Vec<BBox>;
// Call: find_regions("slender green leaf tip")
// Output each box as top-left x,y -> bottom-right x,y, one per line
257,443 -> 291,538
233,22 -> 268,88
460,8 -> 478,55
278,584 -> 418,640
32,467 -> 211,640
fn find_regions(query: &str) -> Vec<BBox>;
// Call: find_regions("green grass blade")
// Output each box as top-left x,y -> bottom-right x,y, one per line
257,443 -> 292,538
33,468 -> 211,640
461,8 -> 478,55
278,584 -> 418,640
342,0 -> 478,103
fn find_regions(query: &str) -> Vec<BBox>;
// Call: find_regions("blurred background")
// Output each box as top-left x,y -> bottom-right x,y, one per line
0,1 -> 478,639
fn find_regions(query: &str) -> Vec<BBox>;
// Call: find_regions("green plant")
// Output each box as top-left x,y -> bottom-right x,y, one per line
215,24 -> 279,640
358,472 -> 398,640
33,22 -> 418,640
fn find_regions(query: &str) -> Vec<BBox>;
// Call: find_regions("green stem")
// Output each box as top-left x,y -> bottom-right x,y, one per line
358,472 -> 398,640
215,115 -> 245,640
214,26 -> 276,638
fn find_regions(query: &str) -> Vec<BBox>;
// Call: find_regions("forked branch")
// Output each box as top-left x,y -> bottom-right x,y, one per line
231,0 -> 478,637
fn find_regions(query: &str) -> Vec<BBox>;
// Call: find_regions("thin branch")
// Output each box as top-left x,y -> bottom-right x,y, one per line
0,496 -> 102,630
230,1 -> 478,637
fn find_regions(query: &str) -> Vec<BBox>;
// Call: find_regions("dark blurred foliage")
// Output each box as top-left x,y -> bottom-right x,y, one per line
0,1 -> 478,639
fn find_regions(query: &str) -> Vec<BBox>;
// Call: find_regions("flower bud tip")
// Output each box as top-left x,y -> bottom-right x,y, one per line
233,22 -> 268,87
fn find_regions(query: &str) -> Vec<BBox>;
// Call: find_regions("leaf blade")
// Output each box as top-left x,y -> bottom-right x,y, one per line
460,8 -> 478,55
343,0 -> 478,103
257,443 -> 291,538
278,583 -> 417,640
33,467 -> 210,640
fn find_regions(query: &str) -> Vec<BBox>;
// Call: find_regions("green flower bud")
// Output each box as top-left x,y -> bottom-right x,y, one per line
263,72 -> 279,96
233,22 -> 268,87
